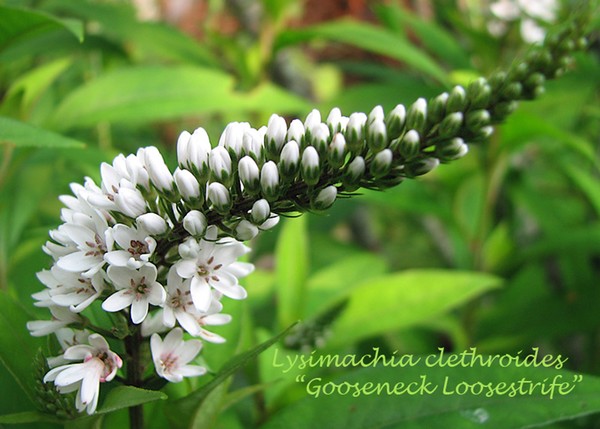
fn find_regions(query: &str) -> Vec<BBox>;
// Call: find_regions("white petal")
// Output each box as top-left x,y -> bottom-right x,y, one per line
147,283 -> 166,306
104,250 -> 131,267
57,252 -> 101,272
176,312 -> 200,336
227,261 -> 254,278
54,364 -> 86,386
163,328 -> 183,353
175,259 -> 198,279
198,328 -> 227,344
102,290 -> 133,312
80,360 -> 102,406
131,298 -> 149,324
203,313 -> 232,326
174,339 -> 202,364
190,277 -> 212,312
178,365 -> 207,377
209,278 -> 247,300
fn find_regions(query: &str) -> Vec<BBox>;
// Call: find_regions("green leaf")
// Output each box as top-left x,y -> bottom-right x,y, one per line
261,362 -> 600,429
559,161 -> 600,217
95,386 -> 167,415
51,66 -> 311,130
0,411 -> 61,424
328,270 -> 502,348
166,322 -> 298,429
376,4 -> 471,69
3,57 -> 73,116
0,291 -> 44,403
0,5 -> 83,55
304,254 -> 387,319
0,116 -> 86,148
276,217 -> 309,329
276,20 -> 449,84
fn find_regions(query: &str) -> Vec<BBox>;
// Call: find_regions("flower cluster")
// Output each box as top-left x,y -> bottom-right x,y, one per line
27,16 -> 587,416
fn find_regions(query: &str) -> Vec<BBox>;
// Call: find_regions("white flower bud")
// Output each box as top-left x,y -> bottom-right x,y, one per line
304,109 -> 321,132
287,119 -> 305,146
266,114 -> 287,157
207,182 -> 231,213
386,104 -> 406,137
186,127 -> 212,179
311,123 -> 330,154
238,156 -> 260,193
209,146 -> 232,184
447,86 -> 467,113
367,119 -> 387,152
438,112 -> 463,138
176,130 -> 192,168
405,97 -> 427,133
115,186 -> 147,218
327,107 -> 348,133
279,140 -> 300,178
370,148 -> 393,177
251,199 -> 270,224
301,146 -> 320,186
136,213 -> 167,235
174,168 -> 201,201
345,156 -> 365,185
398,129 -> 421,160
183,210 -> 207,237
345,112 -> 367,152
328,133 -> 347,168
242,128 -> 264,160
313,185 -> 337,210
219,122 -> 249,158
125,154 -> 150,190
260,214 -> 280,230
368,105 -> 384,124
235,220 -> 259,241
260,161 -> 280,200
142,146 -> 175,192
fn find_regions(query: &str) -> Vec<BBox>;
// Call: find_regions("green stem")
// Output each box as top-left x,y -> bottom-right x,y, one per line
125,326 -> 144,429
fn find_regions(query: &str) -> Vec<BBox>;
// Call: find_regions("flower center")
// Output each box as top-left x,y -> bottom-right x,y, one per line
128,239 -> 148,257
84,234 -> 107,257
160,353 -> 178,373
131,276 -> 148,298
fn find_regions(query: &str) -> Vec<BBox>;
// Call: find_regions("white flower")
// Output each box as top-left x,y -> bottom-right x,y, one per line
27,306 -> 83,337
260,161 -> 280,198
34,266 -> 105,313
104,224 -> 156,269
47,328 -> 91,368
207,182 -> 231,212
286,119 -> 305,144
55,221 -> 110,277
250,199 -> 271,225
103,265 -> 166,324
151,328 -> 206,382
266,114 -> 287,154
235,220 -> 259,241
44,334 -> 122,414
178,127 -> 212,176
242,128 -> 264,159
209,146 -> 232,183
238,156 -> 260,192
174,226 -> 254,311
219,122 -> 250,158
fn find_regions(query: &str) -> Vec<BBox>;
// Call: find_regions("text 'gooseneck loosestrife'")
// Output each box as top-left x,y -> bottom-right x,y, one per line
27,6 -> 591,423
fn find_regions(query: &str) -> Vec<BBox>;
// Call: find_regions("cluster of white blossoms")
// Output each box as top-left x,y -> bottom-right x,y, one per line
26,22 -> 584,413
488,0 -> 558,43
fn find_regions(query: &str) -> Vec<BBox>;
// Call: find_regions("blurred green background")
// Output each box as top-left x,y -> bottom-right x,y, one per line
1,0 -> 600,428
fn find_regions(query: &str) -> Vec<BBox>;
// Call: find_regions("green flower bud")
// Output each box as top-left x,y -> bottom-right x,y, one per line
446,86 -> 467,113
488,71 -> 508,93
385,104 -> 406,138
467,77 -> 492,110
502,82 -> 522,100
510,62 -> 529,81
404,157 -> 440,177
301,146 -> 320,186
473,125 -> 494,141
438,112 -> 463,138
398,130 -> 420,160
491,100 -> 518,121
367,119 -> 388,153
465,109 -> 491,131
428,92 -> 448,124
328,133 -> 347,168
436,137 -> 469,161
405,98 -> 427,133
370,148 -> 393,178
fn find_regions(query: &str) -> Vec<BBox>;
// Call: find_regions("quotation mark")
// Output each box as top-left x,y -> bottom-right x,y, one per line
296,374 -> 306,383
